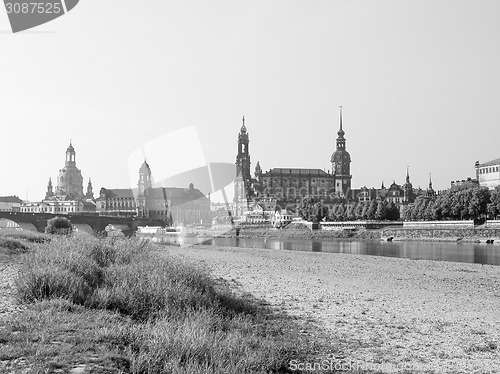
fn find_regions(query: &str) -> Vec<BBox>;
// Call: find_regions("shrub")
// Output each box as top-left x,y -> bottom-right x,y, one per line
0,237 -> 28,252
1,229 -> 50,243
45,216 -> 73,235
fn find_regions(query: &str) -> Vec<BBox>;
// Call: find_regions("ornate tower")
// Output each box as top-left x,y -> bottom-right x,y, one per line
255,161 -> 262,178
137,161 -> 153,218
45,178 -> 54,199
86,178 -> 94,199
426,173 -> 435,197
402,167 -> 413,203
56,141 -> 84,199
235,116 -> 251,194
138,161 -> 152,195
233,167 -> 247,217
330,106 -> 352,197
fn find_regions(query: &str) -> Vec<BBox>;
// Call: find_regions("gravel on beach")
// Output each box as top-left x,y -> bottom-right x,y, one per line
165,244 -> 500,374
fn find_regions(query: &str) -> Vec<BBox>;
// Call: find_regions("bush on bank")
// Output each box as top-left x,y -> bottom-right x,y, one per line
13,235 -> 301,373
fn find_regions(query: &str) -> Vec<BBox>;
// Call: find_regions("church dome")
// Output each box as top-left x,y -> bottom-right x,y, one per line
67,142 -> 74,152
139,161 -> 151,173
330,149 -> 351,164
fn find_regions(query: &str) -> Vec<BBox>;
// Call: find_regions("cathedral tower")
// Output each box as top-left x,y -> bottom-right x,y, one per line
138,161 -> 152,195
330,106 -> 352,197
45,178 -> 54,199
235,116 -> 251,193
56,141 -> 84,199
402,167 -> 413,203
86,178 -> 94,199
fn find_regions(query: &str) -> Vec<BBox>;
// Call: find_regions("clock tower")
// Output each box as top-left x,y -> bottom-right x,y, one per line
330,106 -> 352,197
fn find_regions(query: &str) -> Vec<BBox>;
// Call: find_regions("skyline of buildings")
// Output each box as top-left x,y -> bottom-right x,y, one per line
1,108 -> 499,217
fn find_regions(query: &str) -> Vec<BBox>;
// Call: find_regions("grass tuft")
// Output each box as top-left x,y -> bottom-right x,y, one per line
5,234 -> 313,373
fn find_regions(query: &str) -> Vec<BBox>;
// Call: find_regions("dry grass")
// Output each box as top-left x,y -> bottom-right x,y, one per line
1,233 -> 325,373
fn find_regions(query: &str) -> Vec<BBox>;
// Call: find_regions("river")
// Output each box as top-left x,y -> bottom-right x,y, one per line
152,236 -> 500,266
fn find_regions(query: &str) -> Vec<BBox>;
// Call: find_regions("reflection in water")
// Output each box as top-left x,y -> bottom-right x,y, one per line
312,242 -> 322,252
154,235 -> 500,266
220,238 -> 500,266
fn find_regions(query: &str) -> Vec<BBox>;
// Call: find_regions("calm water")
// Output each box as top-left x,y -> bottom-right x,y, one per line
153,236 -> 500,266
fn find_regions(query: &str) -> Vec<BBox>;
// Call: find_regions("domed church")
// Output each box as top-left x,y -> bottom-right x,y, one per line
54,141 -> 84,199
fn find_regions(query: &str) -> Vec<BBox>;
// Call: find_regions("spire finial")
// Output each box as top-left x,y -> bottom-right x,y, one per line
406,166 -> 410,183
429,173 -> 433,188
339,105 -> 343,131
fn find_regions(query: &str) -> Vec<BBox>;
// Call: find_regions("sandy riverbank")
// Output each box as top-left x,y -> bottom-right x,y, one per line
165,244 -> 500,374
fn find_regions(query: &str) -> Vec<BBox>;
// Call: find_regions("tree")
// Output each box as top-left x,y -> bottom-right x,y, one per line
345,202 -> 356,221
424,200 -> 437,221
45,216 -> 73,235
360,201 -> 370,220
375,200 -> 388,220
298,196 -> 329,222
491,186 -> 500,219
366,200 -> 378,220
329,203 -> 346,221
468,186 -> 491,220
386,201 -> 400,221
432,184 -> 491,221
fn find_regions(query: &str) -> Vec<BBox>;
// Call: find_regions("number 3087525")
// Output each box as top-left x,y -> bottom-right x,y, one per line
5,2 -> 62,14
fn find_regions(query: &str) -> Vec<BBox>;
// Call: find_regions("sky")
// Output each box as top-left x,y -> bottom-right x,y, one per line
1,0 -> 500,202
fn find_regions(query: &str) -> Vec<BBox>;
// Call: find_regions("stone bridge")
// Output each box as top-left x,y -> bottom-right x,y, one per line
0,212 -> 165,235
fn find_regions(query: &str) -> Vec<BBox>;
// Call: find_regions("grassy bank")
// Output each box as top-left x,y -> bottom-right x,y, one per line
0,232 -> 333,374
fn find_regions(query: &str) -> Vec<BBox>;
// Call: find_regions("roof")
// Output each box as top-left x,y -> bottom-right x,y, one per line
479,157 -> 500,167
103,189 -> 136,199
146,187 -> 206,200
263,168 -> 331,176
0,196 -> 23,203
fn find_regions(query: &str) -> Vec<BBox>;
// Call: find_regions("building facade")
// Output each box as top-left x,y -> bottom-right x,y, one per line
20,142 -> 95,214
0,196 -> 22,212
54,142 -> 84,200
475,158 -> 500,190
97,161 -> 211,225
233,107 -> 353,216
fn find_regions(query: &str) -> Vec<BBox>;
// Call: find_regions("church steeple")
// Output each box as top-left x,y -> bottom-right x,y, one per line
86,178 -> 94,199
336,106 -> 346,150
330,105 -> 352,197
236,115 -> 251,189
45,178 -> 54,199
427,173 -> 435,197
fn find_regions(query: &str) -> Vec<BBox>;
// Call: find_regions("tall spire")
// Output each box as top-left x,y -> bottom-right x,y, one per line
241,115 -> 247,133
406,166 -> 410,183
429,173 -> 433,189
337,105 -> 345,137
339,105 -> 343,132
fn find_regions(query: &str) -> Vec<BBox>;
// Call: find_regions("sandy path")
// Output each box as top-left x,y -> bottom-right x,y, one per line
165,244 -> 500,374
0,262 -> 23,321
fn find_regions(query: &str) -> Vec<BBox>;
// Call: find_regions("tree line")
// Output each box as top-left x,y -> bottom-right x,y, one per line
403,184 -> 500,221
297,196 -> 400,222
297,184 -> 500,223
